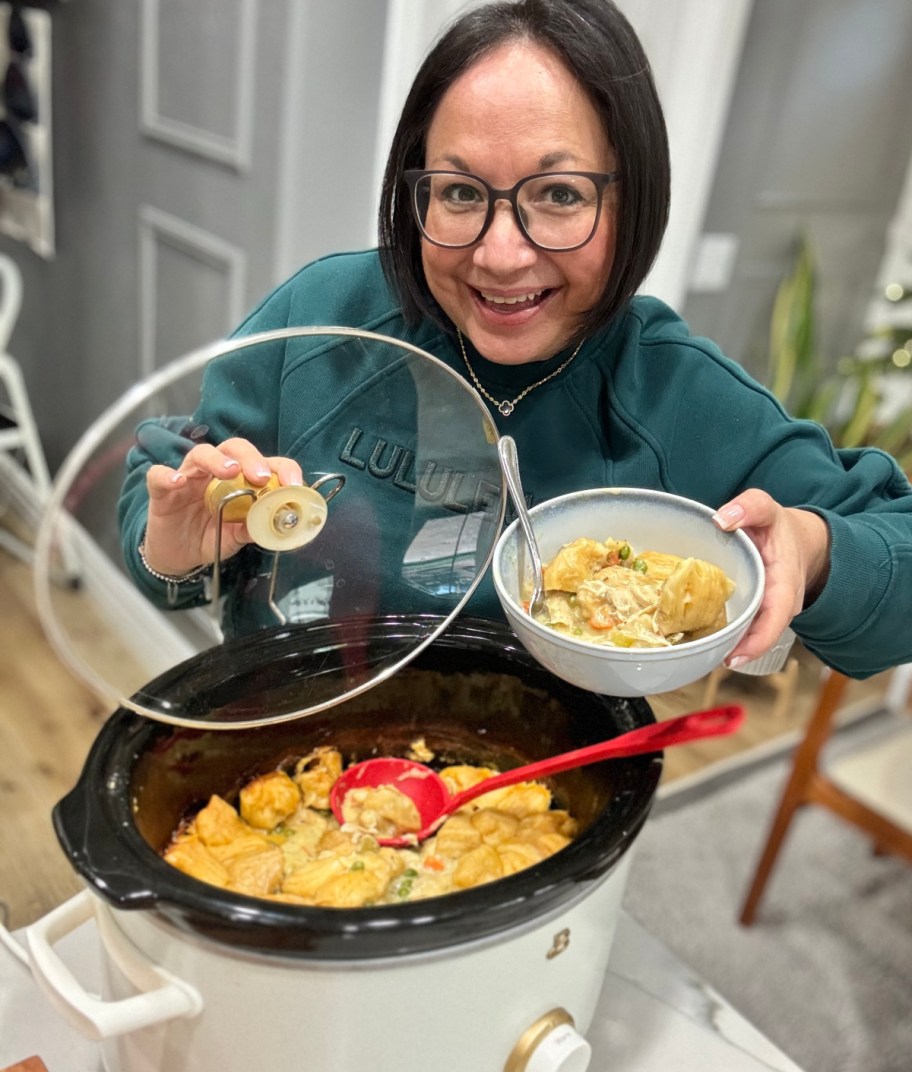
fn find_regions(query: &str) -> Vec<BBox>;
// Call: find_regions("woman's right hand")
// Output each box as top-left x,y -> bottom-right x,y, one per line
141,437 -> 304,576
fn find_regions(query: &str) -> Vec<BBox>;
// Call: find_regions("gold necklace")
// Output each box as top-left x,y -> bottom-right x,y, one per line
456,330 -> 584,416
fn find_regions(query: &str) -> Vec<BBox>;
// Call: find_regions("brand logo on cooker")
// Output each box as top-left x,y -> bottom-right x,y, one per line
546,928 -> 571,959
340,427 -> 500,514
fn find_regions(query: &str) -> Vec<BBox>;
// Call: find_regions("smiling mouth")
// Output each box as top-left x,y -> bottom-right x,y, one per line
477,288 -> 550,310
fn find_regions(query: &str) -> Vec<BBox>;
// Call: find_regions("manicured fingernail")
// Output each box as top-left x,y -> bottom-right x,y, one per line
223,458 -> 240,470
712,504 -> 744,530
726,655 -> 749,669
170,471 -> 185,484
255,466 -> 272,479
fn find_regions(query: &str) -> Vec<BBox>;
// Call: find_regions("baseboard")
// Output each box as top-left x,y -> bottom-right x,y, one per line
0,452 -> 42,542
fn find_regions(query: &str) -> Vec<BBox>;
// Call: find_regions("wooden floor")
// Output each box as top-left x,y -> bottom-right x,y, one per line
0,539 -> 894,931
0,549 -> 110,930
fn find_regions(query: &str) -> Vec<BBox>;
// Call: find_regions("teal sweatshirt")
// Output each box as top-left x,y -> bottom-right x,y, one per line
120,249 -> 912,678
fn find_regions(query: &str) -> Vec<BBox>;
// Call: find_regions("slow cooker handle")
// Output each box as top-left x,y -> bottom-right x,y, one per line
25,890 -> 203,1040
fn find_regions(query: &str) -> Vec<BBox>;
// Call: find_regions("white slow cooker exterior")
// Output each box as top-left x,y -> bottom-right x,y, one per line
35,622 -> 659,1071
80,854 -> 631,1072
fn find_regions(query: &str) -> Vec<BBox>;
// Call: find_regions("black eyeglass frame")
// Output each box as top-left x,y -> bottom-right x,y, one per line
403,169 -> 620,253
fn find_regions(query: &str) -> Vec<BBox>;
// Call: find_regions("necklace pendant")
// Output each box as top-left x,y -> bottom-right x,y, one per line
498,400 -> 515,416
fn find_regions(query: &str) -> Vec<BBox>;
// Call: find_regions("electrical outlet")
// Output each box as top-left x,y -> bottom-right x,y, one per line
689,233 -> 740,293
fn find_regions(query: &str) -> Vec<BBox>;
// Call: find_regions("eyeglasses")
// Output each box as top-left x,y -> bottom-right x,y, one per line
404,169 -> 619,252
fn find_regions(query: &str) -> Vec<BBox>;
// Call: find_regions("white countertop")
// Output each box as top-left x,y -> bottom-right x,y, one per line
0,906 -> 802,1072
598,913 -> 803,1070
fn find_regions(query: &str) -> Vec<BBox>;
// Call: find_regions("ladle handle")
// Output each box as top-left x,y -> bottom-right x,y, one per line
448,705 -> 744,811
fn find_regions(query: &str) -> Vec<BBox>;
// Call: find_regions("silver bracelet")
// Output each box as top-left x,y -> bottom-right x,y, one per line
137,539 -> 209,585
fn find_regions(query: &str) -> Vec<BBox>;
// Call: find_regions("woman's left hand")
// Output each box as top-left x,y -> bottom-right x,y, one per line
712,488 -> 831,667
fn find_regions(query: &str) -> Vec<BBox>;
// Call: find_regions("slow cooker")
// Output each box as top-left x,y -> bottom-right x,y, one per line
24,330 -> 662,1072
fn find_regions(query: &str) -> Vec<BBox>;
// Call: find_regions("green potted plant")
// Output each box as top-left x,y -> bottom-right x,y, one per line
767,236 -> 912,473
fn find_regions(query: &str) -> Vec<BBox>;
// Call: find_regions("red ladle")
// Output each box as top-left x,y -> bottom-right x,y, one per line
330,705 -> 744,846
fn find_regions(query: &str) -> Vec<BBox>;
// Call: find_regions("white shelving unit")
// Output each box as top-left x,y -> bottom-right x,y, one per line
0,2 -> 54,258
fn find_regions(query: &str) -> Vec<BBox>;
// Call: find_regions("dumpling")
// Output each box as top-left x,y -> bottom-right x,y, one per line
632,550 -> 683,582
223,842 -> 285,897
543,538 -> 611,592
163,836 -> 230,888
293,747 -> 343,810
194,795 -> 250,847
239,770 -> 301,829
340,784 -> 422,838
654,557 -> 736,635
470,809 -> 520,845
434,813 -> 483,859
453,844 -> 504,889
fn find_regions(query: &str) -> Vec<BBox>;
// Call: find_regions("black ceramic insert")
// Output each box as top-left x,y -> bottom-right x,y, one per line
54,617 -> 661,960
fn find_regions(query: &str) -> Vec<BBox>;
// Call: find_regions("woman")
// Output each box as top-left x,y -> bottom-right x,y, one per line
120,0 -> 912,677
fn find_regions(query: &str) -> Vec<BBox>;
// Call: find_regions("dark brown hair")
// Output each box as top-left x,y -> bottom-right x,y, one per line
378,0 -> 670,339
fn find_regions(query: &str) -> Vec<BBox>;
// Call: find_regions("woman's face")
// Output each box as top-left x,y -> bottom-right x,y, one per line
421,41 -> 618,366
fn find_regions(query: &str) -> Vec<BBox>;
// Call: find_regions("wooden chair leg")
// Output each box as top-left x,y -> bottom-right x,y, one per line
739,773 -> 807,925
739,669 -> 850,925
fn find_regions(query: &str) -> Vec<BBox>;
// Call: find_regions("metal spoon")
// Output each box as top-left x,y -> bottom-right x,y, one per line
329,705 -> 744,846
497,435 -> 550,623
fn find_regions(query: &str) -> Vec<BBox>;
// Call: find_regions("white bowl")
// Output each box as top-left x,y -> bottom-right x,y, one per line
492,488 -> 765,697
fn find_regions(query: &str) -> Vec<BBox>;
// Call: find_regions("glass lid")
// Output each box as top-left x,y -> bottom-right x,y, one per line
34,327 -> 505,728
